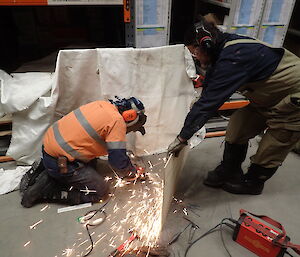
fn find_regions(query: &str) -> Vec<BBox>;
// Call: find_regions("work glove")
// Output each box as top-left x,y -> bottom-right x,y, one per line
167,136 -> 188,157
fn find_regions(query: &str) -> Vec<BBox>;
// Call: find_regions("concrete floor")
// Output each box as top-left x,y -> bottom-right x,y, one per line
1,136 -> 300,257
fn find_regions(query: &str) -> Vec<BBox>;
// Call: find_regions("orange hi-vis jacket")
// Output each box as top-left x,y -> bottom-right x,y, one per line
43,101 -> 128,166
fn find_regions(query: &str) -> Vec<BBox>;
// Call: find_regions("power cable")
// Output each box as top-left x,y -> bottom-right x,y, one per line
81,160 -> 143,257
79,153 -> 151,256
220,222 -> 232,257
184,217 -> 295,257
184,218 -> 234,257
286,251 -> 295,257
82,186 -> 116,257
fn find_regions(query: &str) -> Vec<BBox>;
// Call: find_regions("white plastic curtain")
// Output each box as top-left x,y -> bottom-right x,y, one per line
0,45 -> 196,164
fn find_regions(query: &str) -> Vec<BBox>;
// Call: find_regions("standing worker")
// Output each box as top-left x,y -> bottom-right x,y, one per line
168,15 -> 300,195
21,97 -> 147,207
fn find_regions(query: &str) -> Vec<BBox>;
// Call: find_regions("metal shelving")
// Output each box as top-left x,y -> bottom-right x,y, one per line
0,0 -> 122,6
258,0 -> 296,47
125,0 -> 172,48
197,0 -> 296,46
201,0 -> 231,9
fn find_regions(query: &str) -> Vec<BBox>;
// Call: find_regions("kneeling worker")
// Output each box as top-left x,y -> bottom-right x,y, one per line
21,97 -> 147,207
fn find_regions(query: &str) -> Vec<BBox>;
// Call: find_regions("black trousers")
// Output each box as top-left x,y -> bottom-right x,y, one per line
42,150 -> 108,203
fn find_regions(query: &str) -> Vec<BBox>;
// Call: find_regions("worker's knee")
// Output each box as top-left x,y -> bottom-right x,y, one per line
267,129 -> 300,145
225,130 -> 249,145
79,165 -> 109,197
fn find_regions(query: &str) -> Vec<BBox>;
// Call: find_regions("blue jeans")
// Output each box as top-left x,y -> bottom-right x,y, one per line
42,149 -> 108,203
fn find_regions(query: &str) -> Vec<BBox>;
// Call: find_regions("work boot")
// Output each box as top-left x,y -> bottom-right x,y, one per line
203,142 -> 248,187
22,170 -> 107,207
21,171 -> 83,207
20,159 -> 45,195
21,170 -> 55,208
222,163 -> 278,195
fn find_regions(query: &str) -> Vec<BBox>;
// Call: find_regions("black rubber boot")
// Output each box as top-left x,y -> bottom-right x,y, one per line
203,142 -> 248,187
20,159 -> 45,195
222,163 -> 278,195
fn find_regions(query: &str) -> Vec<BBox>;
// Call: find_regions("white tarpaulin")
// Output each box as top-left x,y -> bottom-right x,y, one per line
0,166 -> 31,194
0,45 -> 203,234
0,44 -> 196,164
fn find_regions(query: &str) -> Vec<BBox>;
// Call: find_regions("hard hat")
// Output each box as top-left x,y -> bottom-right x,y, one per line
110,96 -> 146,129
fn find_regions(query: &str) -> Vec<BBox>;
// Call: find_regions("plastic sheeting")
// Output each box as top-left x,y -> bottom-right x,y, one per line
0,166 -> 31,194
0,44 -> 196,164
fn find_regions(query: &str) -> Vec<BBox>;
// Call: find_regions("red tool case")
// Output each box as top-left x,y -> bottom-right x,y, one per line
232,209 -> 300,257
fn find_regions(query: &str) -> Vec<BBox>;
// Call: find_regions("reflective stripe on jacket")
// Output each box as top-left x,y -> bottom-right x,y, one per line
43,101 -> 127,163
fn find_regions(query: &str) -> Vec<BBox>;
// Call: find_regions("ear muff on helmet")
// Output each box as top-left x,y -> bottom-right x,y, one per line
126,112 -> 147,135
122,109 -> 138,122
194,21 -> 213,51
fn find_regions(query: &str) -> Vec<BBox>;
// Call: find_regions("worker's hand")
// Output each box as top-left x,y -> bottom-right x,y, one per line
135,166 -> 146,180
124,165 -> 137,180
167,136 -> 188,157
123,165 -> 146,182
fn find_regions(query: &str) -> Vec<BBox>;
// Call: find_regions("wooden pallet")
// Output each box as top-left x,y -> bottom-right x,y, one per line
0,114 -> 14,162
0,156 -> 14,162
